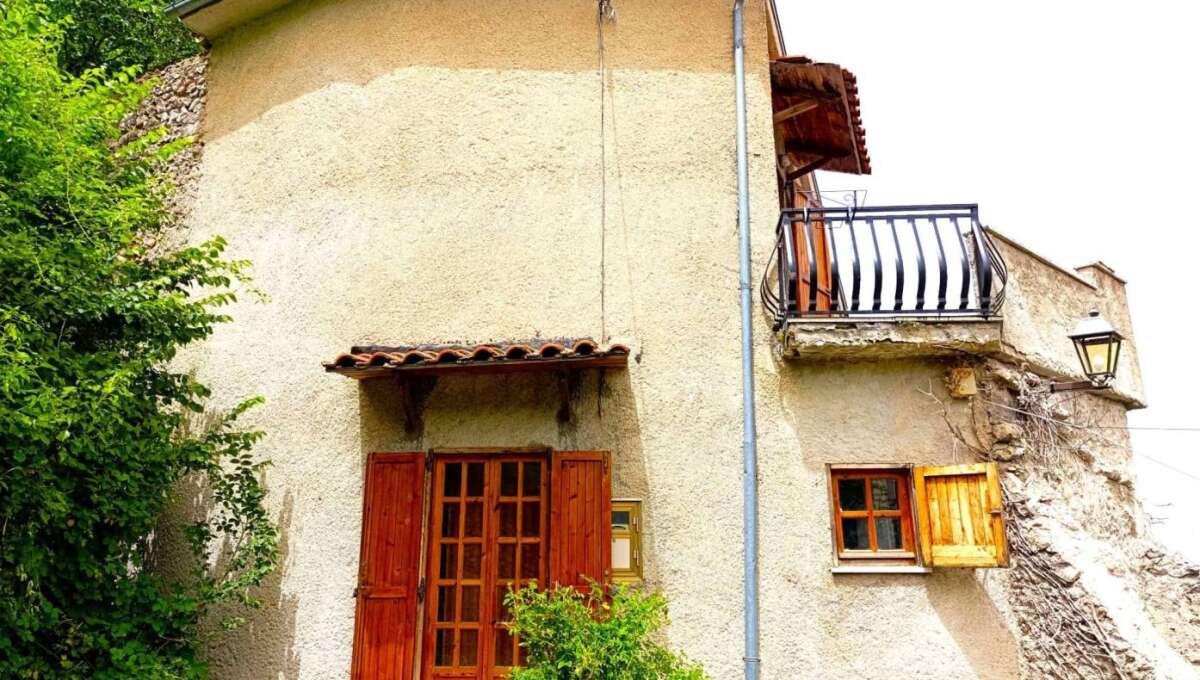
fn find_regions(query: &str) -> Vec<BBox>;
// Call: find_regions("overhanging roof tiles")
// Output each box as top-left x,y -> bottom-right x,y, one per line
324,338 -> 629,380
772,56 -> 871,176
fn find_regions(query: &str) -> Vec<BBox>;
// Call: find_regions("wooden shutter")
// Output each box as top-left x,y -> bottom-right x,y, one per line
549,451 -> 612,590
792,184 -> 834,312
913,462 -> 1008,568
351,453 -> 426,680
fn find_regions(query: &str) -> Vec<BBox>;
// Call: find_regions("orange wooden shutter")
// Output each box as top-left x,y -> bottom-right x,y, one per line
792,184 -> 833,312
549,451 -> 612,590
913,462 -> 1008,568
351,452 -> 426,680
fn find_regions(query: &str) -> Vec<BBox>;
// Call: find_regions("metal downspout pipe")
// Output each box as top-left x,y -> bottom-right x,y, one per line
732,2 -> 761,680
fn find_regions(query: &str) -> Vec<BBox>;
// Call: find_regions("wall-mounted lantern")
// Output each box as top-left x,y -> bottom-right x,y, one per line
1051,310 -> 1123,392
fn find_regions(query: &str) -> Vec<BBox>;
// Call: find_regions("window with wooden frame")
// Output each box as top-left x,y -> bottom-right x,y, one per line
829,467 -> 917,566
827,462 -> 1008,573
611,500 -> 642,583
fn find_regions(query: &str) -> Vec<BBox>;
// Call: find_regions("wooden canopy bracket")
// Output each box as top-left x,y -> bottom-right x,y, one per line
395,374 -> 438,436
773,99 -> 820,124
787,155 -> 831,181
556,370 -> 582,425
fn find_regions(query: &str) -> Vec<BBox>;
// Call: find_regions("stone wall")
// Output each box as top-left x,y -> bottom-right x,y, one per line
965,361 -> 1198,679
120,54 -> 208,225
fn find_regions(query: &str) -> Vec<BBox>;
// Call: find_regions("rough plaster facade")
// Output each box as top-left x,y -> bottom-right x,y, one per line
142,0 -> 1199,678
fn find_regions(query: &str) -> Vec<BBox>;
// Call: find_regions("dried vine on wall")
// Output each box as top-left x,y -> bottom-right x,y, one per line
921,363 -> 1154,679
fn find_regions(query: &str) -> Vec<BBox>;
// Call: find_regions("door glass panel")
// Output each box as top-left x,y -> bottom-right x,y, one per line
871,478 -> 899,510
838,479 -> 866,510
498,503 -> 517,537
521,502 -> 540,537
439,544 -> 458,579
460,585 -> 480,623
875,517 -> 903,550
466,463 -> 485,497
436,586 -> 456,622
442,463 -> 462,497
841,517 -> 870,550
462,543 -> 482,579
434,629 -> 454,667
464,502 -> 483,538
459,629 -> 479,667
494,628 -> 514,667
522,462 -> 541,496
495,586 -> 512,622
520,543 -> 540,579
498,544 -> 516,579
500,462 -> 519,496
441,504 -> 460,538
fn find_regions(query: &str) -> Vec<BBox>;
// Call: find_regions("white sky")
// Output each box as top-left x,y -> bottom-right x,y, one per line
777,0 -> 1200,560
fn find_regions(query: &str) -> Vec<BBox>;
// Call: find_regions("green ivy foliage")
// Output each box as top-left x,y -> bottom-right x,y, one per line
0,3 -> 276,677
505,583 -> 711,680
44,0 -> 201,76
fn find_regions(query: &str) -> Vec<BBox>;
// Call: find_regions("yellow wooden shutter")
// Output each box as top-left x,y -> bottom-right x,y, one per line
913,462 -> 1008,568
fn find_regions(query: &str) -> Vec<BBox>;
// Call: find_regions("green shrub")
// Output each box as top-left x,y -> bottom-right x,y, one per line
505,582 -> 710,680
44,0 -> 202,76
0,3 -> 276,677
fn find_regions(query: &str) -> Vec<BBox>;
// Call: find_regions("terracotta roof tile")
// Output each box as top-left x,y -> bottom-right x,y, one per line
325,337 -> 630,379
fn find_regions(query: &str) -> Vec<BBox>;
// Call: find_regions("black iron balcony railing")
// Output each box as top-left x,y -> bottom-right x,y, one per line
761,204 -> 1007,329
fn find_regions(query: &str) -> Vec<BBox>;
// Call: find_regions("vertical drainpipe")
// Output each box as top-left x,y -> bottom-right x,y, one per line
732,2 -> 761,680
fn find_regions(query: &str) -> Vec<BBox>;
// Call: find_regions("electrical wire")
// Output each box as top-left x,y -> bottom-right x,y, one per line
978,399 -> 1200,482
981,399 -> 1200,433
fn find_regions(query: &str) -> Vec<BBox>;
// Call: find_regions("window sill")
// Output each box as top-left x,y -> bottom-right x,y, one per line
831,565 -> 931,575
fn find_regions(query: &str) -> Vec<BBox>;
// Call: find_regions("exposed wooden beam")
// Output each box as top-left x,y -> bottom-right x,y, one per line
786,156 -> 830,181
773,99 -> 820,125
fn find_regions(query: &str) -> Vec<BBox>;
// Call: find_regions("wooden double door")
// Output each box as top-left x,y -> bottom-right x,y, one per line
351,451 -> 609,680
424,455 -> 547,678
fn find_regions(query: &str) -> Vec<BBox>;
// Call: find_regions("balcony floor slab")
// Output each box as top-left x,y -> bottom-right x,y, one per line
781,319 -> 1004,361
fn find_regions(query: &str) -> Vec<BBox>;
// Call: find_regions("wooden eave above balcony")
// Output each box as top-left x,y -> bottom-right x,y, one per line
772,56 -> 871,177
324,337 -> 629,380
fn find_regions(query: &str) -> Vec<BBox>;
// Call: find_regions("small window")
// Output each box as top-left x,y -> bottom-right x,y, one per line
611,500 -> 642,582
829,467 -> 916,565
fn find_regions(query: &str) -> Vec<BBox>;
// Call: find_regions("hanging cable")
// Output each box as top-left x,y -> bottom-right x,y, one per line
596,0 -> 614,342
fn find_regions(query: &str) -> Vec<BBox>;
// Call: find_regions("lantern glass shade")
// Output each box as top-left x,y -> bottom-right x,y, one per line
1068,311 -> 1122,386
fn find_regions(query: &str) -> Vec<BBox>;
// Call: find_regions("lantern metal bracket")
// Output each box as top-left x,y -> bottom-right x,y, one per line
1049,379 -> 1111,393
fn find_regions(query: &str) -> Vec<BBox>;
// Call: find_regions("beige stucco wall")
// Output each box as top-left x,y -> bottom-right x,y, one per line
166,1 -> 1105,678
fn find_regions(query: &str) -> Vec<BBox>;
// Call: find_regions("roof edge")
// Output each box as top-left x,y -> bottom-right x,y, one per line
165,0 -> 223,19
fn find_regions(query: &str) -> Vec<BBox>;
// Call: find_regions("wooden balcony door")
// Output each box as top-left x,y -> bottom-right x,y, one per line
422,455 -> 548,680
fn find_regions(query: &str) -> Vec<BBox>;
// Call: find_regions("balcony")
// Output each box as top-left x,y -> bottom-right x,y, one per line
762,204 -> 1008,327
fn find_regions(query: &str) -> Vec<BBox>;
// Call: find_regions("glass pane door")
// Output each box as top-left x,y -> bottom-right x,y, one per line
425,456 -> 548,680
